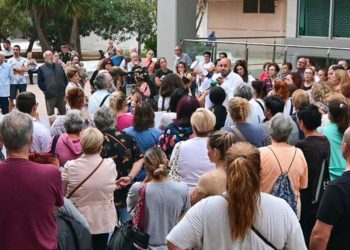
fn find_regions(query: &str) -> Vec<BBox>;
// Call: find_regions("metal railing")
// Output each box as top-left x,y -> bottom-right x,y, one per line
181,38 -> 350,67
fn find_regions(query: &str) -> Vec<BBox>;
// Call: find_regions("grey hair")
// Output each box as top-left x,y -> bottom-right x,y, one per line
0,111 -> 33,151
0,51 -> 5,57
269,113 -> 293,142
94,107 -> 115,133
63,109 -> 84,134
234,84 -> 253,101
93,72 -> 108,90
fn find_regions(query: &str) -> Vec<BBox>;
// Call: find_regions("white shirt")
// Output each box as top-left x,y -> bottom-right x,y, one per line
158,112 -> 176,129
0,62 -> 13,97
200,61 -> 214,71
7,56 -> 27,85
157,96 -> 170,111
167,193 -> 307,250
31,119 -> 52,153
283,98 -> 294,116
246,74 -> 256,85
220,71 -> 244,108
224,99 -> 263,126
65,82 -> 84,95
172,137 -> 215,191
88,89 -> 110,115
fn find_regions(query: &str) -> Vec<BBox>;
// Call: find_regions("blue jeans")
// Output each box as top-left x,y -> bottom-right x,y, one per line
117,206 -> 132,224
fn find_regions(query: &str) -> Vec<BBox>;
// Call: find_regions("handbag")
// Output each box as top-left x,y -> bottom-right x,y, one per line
168,142 -> 182,181
107,183 -> 149,250
28,134 -> 60,166
67,159 -> 104,199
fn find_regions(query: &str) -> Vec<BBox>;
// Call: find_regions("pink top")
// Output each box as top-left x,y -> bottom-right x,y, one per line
53,133 -> 83,167
116,113 -> 134,131
142,59 -> 156,75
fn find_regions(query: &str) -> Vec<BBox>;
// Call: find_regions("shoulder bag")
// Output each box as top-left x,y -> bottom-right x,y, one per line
28,134 -> 60,166
168,142 -> 182,182
100,94 -> 110,107
107,183 -> 149,250
67,159 -> 104,199
311,157 -> 330,205
221,194 -> 278,249
230,126 -> 247,142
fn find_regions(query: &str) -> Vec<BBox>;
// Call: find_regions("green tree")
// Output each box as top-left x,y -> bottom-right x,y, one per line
11,0 -> 92,53
91,0 -> 157,52
0,0 -> 31,43
4,0 -> 157,55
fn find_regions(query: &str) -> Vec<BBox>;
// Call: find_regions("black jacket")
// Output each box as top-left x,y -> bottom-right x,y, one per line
38,63 -> 68,98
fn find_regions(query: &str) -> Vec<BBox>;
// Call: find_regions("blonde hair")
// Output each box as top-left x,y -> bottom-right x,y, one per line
291,89 -> 309,110
311,81 -> 334,104
208,131 -> 237,161
229,97 -> 250,122
225,142 -> 261,240
109,90 -> 126,112
80,128 -> 104,154
144,147 -> 168,180
334,69 -> 349,86
325,92 -> 348,106
190,108 -> 216,136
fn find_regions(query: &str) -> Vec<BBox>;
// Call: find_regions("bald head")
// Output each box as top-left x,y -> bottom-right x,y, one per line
43,50 -> 53,64
219,58 -> 232,77
175,46 -> 182,56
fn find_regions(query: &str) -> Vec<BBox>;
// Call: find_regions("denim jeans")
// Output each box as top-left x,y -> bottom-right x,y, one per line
117,206 -> 132,224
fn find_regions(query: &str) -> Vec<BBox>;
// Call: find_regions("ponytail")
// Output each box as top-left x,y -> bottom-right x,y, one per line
329,100 -> 349,135
152,163 -> 168,180
144,147 -> 168,181
225,142 -> 261,240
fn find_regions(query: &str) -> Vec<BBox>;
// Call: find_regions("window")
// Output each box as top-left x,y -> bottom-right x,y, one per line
298,0 -> 350,38
243,0 -> 275,14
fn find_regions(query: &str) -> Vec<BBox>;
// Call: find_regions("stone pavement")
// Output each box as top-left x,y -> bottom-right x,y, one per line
26,79 -> 92,116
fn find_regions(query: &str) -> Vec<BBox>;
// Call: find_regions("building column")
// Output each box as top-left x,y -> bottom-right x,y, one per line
285,0 -> 298,38
157,0 -> 197,70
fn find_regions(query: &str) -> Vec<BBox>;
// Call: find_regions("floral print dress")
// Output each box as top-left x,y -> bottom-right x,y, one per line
158,123 -> 193,159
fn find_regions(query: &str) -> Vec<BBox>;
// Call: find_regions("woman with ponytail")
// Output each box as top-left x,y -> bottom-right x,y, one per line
319,99 -> 350,180
190,130 -> 236,205
167,142 -> 306,250
127,147 -> 189,250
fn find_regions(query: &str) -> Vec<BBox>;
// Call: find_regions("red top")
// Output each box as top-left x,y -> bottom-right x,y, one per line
0,158 -> 64,250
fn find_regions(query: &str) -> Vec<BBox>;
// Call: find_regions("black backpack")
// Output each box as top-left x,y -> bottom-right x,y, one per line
57,214 -> 92,250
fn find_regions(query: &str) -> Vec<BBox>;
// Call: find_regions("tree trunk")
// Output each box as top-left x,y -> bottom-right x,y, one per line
137,32 -> 142,55
69,17 -> 80,54
33,9 -> 51,52
26,35 -> 36,54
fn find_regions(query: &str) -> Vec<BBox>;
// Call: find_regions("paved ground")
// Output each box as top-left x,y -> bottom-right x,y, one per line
26,76 -> 92,116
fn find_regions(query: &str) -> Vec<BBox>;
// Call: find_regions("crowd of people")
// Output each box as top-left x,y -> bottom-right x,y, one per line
1,37 -> 350,250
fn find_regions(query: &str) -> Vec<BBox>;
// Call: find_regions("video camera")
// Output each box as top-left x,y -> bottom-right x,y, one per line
122,66 -> 149,96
